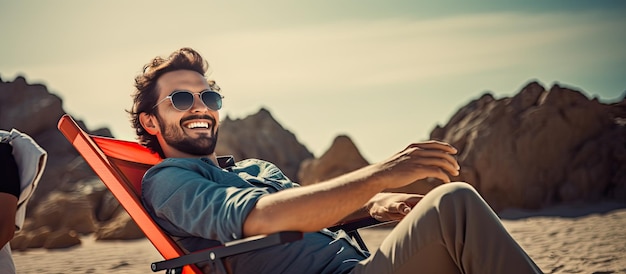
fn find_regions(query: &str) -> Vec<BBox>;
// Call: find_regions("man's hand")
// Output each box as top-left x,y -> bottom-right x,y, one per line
370,141 -> 460,190
367,192 -> 423,221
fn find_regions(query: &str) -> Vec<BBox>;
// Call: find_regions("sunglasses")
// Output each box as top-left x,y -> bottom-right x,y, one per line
153,89 -> 224,111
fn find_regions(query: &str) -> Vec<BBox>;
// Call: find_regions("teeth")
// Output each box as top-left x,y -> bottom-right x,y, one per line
186,122 -> 209,129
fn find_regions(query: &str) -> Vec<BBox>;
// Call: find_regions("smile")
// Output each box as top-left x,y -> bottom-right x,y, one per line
186,122 -> 209,129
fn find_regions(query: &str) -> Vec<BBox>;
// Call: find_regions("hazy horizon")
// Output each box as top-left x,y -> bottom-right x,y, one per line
2,1 -> 625,162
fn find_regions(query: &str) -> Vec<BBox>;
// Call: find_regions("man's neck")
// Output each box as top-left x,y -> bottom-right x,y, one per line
164,149 -> 219,166
203,154 -> 219,166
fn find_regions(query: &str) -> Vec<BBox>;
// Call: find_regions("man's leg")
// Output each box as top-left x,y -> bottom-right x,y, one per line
351,182 -> 542,274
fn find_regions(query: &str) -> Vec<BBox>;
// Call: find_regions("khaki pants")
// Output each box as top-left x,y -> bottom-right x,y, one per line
351,182 -> 543,274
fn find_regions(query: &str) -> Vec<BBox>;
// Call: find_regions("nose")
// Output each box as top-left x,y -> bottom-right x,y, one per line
189,93 -> 209,112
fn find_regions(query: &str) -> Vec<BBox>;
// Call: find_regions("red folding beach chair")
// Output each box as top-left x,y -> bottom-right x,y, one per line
57,114 -> 382,273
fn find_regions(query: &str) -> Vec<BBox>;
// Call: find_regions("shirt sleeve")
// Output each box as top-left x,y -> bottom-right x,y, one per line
142,160 -> 269,243
0,143 -> 20,198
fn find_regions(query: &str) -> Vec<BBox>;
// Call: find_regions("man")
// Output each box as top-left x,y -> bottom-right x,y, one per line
130,48 -> 542,273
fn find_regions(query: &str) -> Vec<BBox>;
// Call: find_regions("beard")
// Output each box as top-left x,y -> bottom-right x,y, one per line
157,114 -> 219,156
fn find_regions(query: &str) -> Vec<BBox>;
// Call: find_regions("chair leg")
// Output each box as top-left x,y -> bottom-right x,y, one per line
349,231 -> 369,252
165,267 -> 182,274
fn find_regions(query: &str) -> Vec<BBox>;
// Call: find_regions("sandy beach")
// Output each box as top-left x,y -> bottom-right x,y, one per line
12,202 -> 626,274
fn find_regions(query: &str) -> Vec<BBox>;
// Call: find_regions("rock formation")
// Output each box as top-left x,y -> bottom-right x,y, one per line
1,76 -> 77,207
1,76 -> 127,249
216,108 -> 314,181
297,135 -> 369,185
430,82 -> 626,211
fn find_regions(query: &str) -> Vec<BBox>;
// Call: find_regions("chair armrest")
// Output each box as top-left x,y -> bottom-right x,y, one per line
151,231 -> 303,272
328,217 -> 395,233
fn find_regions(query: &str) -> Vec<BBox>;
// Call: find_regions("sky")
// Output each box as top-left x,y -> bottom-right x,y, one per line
1,1 -> 625,163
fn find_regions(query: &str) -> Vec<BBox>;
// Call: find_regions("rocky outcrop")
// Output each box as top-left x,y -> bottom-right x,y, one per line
296,82 -> 625,211
430,82 -> 626,211
297,135 -> 369,185
1,76 -> 72,207
1,75 -> 130,249
216,108 -> 314,180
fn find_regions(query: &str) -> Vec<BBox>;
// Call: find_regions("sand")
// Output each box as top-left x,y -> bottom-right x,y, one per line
12,202 -> 626,274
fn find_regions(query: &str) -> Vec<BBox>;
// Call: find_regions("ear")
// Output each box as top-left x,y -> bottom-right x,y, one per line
139,112 -> 159,135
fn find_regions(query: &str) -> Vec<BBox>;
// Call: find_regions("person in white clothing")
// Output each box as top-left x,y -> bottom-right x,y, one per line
0,129 -> 47,274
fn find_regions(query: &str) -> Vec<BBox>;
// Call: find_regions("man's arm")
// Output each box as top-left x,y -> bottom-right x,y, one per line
243,141 -> 459,236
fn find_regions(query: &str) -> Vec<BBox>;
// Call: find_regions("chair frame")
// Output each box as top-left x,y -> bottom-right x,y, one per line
58,114 -> 384,273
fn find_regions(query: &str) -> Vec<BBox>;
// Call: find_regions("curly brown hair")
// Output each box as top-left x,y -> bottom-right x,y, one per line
127,47 -> 220,158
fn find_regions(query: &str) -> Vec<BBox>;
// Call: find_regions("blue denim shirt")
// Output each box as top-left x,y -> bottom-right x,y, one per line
142,157 -> 368,274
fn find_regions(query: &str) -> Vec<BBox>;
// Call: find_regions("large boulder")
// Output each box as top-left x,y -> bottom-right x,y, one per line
42,230 -> 82,249
95,211 -> 144,240
216,108 -> 314,180
430,82 -> 626,211
28,191 -> 98,234
1,75 -> 131,249
0,76 -> 64,137
298,135 -> 369,185
1,76 -> 71,208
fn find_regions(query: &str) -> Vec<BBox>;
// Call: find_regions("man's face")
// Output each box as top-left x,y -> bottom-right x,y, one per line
149,70 -> 220,158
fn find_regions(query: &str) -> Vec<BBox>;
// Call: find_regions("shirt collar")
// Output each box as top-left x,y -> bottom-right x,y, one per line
216,155 -> 236,169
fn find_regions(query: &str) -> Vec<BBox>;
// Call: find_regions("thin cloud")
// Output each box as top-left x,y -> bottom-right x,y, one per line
205,11 -> 624,95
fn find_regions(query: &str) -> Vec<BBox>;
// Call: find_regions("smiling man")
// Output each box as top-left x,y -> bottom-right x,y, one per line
129,48 -> 542,274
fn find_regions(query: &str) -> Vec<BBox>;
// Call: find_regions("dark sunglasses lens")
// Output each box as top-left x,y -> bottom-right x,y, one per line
171,92 -> 194,110
201,91 -> 222,110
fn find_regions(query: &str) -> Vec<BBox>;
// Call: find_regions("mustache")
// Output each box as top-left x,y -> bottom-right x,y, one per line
180,115 -> 216,125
